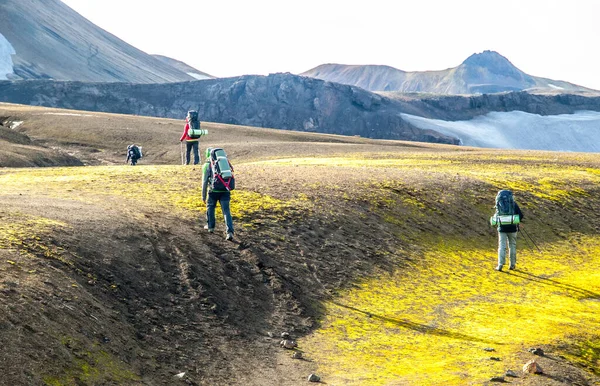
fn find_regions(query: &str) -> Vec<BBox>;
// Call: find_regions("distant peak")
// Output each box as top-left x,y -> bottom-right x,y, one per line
461,50 -> 523,77
462,50 -> 511,66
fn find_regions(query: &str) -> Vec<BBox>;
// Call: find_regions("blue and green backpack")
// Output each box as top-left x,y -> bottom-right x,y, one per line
490,190 -> 519,226
209,148 -> 235,191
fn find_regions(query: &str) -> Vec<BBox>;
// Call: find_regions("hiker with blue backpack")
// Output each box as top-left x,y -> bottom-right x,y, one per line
180,110 -> 207,165
490,190 -> 524,271
202,147 -> 235,241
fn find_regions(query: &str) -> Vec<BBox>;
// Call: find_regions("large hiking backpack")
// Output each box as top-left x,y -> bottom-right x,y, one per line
496,190 -> 515,215
128,144 -> 142,159
209,148 -> 235,191
187,110 -> 206,139
490,190 -> 519,226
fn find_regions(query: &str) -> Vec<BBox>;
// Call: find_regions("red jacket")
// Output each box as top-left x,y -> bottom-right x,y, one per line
180,120 -> 198,142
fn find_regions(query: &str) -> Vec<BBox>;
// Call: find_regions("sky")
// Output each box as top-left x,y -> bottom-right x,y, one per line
60,0 -> 600,90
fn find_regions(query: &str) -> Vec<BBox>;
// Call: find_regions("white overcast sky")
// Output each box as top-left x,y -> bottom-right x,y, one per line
60,0 -> 600,90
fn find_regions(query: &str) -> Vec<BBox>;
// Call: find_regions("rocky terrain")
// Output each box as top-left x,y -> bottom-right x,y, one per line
2,1 -> 600,150
0,74 -> 459,144
4,72 -> 600,147
397,90 -> 600,120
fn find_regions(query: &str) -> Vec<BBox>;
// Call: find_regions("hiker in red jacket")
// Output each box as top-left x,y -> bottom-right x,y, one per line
180,111 -> 200,165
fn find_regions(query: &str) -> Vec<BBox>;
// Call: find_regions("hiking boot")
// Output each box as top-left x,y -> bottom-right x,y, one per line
509,265 -> 516,270
226,232 -> 234,241
203,225 -> 214,233
495,266 -> 503,272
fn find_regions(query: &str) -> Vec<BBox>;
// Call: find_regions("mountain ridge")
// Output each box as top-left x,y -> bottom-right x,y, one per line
0,73 -> 460,145
302,50 -> 597,95
3,72 -> 600,144
152,55 -> 214,80
2,1 -> 600,151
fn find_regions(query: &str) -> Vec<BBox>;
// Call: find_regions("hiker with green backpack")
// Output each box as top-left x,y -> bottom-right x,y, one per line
202,147 -> 235,241
180,110 -> 207,165
490,190 -> 524,271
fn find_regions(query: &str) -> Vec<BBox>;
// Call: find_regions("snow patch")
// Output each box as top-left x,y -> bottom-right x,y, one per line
187,72 -> 211,80
401,110 -> 600,152
0,33 -> 16,80
548,84 -> 564,90
10,121 -> 23,129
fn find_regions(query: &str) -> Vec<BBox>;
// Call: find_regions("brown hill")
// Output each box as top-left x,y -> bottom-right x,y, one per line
0,103 -> 457,385
0,102 -> 449,167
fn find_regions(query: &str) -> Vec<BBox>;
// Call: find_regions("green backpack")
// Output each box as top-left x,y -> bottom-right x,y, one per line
209,148 -> 235,191
187,110 -> 207,139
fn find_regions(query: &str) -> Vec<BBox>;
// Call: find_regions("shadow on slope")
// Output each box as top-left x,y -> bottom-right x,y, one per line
0,192 -> 315,385
510,270 -> 600,299
0,162 -> 418,385
330,301 -> 501,345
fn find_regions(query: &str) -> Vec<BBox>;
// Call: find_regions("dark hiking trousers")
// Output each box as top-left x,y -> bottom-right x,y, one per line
186,141 -> 200,165
206,191 -> 234,234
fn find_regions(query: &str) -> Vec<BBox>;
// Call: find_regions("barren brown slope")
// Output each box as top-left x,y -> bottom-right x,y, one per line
0,102 -> 455,168
1,104 -> 599,385
0,105 -> 83,167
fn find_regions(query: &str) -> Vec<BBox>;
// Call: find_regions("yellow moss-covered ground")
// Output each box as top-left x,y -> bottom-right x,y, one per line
302,237 -> 600,385
0,211 -> 69,261
0,165 -> 307,225
296,152 -> 600,385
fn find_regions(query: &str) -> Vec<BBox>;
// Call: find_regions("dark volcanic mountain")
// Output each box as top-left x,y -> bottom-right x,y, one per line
0,0 -> 201,83
302,51 -> 596,95
0,73 -> 459,144
3,72 -> 600,148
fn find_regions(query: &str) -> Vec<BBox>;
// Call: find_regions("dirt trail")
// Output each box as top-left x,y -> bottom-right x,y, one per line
0,192 -> 328,385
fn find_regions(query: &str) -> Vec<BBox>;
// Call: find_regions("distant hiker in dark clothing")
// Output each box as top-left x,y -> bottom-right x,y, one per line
490,190 -> 524,271
180,110 -> 202,165
202,147 -> 235,241
126,144 -> 142,166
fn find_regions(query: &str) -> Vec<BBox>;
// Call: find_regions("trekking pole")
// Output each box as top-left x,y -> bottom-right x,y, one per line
198,136 -> 202,165
180,142 -> 184,165
522,228 -> 542,253
519,229 -> 536,252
